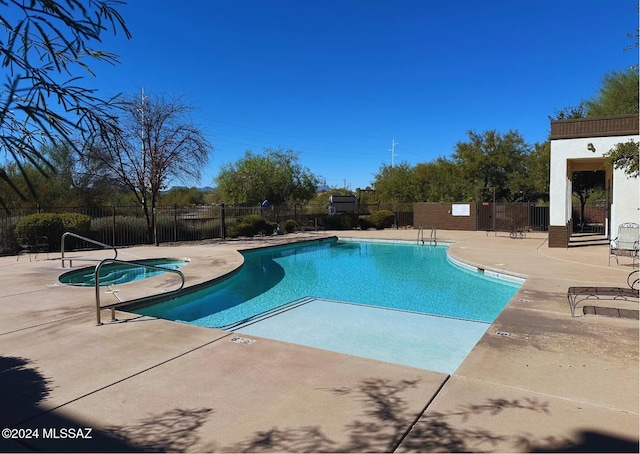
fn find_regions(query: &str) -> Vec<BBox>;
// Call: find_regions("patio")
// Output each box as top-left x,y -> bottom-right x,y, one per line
0,230 -> 637,452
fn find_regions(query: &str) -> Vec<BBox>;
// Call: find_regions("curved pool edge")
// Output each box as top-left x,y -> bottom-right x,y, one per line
122,236 -> 338,313
446,253 -> 527,285
58,257 -> 191,287
337,235 -> 526,285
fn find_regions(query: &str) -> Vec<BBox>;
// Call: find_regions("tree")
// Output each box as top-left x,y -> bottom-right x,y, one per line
160,187 -> 207,206
604,140 -> 639,178
572,170 -> 605,231
452,130 -> 531,202
84,92 -> 212,244
412,158 -> 466,202
548,103 -> 586,121
0,0 -> 130,209
584,68 -> 639,117
371,162 -> 415,204
525,141 -> 551,202
215,148 -> 320,210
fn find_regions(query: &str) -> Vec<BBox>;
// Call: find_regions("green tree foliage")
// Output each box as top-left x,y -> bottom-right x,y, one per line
526,141 -> 551,202
584,68 -> 639,117
370,210 -> 396,229
551,68 -> 639,178
572,171 -> 605,231
604,140 -> 639,178
549,102 -> 587,120
216,148 -> 320,206
14,212 -> 91,249
372,162 -> 414,203
160,187 -> 207,206
0,0 -> 130,209
370,130 -> 548,205
412,158 -> 466,202
227,214 -> 277,238
451,130 -> 531,202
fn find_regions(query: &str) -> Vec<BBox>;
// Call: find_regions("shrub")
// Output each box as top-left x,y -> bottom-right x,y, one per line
91,215 -> 148,246
284,219 -> 297,233
227,215 -> 276,238
60,213 -> 92,236
14,213 -> 91,250
358,216 -> 375,230
339,212 -> 359,230
370,210 -> 396,229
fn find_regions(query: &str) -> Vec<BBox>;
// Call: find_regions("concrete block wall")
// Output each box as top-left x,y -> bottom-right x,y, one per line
413,202 -> 477,231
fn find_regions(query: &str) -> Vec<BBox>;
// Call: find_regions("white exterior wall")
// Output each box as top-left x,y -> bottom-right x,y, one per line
549,134 -> 639,234
611,164 -> 640,229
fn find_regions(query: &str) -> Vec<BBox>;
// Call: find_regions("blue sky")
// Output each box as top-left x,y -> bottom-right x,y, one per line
91,0 -> 637,190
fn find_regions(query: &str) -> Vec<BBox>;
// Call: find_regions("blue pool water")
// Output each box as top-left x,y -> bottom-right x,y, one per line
235,298 -> 492,374
135,239 -> 521,373
59,258 -> 187,287
138,239 -> 520,326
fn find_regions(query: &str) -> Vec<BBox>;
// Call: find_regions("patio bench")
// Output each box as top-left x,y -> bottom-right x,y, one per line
567,270 -> 639,317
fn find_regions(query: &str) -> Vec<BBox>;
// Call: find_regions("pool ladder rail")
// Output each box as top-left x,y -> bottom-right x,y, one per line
94,258 -> 185,326
57,232 -> 186,325
60,232 -> 118,268
417,226 -> 437,246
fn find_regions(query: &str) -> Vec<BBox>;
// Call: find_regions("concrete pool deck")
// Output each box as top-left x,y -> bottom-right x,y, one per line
0,230 -> 637,452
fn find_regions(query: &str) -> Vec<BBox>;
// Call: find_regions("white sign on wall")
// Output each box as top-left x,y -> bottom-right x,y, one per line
452,203 -> 470,216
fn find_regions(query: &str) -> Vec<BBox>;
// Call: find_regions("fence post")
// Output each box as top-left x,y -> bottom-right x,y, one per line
174,204 -> 178,242
220,204 -> 226,240
112,205 -> 116,247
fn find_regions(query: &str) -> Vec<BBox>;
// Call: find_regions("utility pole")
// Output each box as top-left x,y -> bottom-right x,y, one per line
389,139 -> 398,167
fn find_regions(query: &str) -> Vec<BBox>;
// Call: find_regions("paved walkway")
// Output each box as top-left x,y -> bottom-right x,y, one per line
0,230 -> 637,452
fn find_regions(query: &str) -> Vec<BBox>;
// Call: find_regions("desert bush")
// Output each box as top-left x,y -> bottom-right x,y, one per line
15,213 -> 91,250
227,215 -> 276,238
358,216 -> 375,230
284,219 -> 297,233
370,210 -> 396,229
339,212 -> 359,229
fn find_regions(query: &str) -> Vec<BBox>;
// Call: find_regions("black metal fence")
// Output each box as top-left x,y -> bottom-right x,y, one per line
476,203 -> 549,232
0,202 -> 549,256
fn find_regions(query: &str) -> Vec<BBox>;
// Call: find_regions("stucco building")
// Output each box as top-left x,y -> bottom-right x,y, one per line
548,114 -> 639,248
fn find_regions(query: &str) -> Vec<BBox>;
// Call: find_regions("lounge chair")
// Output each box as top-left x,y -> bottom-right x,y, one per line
567,270 -> 639,317
609,222 -> 639,266
16,231 -> 49,262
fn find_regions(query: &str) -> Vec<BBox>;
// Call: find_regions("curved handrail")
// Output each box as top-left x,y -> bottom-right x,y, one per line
429,226 -> 437,246
628,269 -> 639,290
61,232 -> 118,268
94,259 -> 185,325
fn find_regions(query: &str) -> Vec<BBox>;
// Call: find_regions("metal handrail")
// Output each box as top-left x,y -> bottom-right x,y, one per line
61,232 -> 118,268
429,226 -> 437,246
94,259 -> 185,325
417,226 -> 424,245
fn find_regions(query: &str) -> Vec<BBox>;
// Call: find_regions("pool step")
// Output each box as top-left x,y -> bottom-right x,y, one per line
216,296 -> 316,331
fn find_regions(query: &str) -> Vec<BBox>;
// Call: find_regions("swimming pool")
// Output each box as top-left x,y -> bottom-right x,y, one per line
135,239 -> 521,372
59,258 -> 188,287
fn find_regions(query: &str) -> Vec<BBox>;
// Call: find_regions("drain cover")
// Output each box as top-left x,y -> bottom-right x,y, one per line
495,331 -> 511,337
519,298 -> 530,303
230,337 -> 255,345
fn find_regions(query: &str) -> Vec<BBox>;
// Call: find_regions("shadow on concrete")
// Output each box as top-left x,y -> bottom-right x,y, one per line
530,430 -> 639,453
220,378 -> 639,453
2,359 -> 637,452
0,356 -> 145,452
101,407 -> 214,452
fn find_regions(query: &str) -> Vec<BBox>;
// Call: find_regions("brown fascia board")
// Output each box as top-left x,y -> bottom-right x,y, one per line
549,114 -> 639,140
